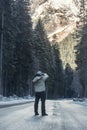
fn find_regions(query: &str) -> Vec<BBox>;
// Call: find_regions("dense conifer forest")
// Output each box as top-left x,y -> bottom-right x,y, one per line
0,0 -> 87,98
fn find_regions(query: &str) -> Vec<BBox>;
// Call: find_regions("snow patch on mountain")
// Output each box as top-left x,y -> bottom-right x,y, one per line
31,0 -> 80,42
49,0 -> 79,15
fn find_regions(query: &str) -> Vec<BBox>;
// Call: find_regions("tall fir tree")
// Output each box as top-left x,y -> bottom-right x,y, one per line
33,19 -> 64,98
0,0 -> 33,96
75,0 -> 87,97
11,0 -> 33,96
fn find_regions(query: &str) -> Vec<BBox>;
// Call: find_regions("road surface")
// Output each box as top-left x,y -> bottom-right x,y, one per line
0,99 -> 87,130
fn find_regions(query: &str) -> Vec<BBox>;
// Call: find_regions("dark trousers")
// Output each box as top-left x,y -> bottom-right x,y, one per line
34,91 -> 46,115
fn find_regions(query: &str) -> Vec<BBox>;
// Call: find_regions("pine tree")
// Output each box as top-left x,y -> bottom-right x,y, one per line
75,0 -> 87,97
11,0 -> 33,96
33,19 -> 65,98
51,43 -> 64,98
64,63 -> 73,97
0,0 -> 5,95
0,0 -> 33,96
0,0 -> 14,96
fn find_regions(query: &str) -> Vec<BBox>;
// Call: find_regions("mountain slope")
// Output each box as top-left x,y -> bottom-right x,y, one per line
30,0 -> 80,42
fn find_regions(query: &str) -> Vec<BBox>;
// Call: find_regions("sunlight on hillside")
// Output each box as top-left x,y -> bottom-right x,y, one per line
49,0 -> 79,15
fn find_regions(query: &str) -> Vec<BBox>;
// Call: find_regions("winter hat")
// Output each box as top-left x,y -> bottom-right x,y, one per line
36,71 -> 43,75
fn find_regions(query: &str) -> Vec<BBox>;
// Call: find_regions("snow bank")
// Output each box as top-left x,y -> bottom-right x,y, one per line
0,95 -> 34,107
73,98 -> 87,106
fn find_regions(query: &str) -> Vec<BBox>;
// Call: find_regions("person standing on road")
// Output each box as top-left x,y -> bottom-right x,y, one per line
32,71 -> 49,116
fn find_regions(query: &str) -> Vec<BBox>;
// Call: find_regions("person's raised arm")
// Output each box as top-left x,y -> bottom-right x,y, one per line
42,73 -> 49,81
32,76 -> 42,83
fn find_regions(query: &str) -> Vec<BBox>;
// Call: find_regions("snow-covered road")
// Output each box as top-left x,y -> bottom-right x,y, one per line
0,99 -> 87,130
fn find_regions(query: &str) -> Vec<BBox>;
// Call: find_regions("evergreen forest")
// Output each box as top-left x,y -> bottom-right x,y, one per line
0,0 -> 87,98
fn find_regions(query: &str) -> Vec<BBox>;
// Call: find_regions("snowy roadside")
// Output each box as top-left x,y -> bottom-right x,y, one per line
0,95 -> 35,108
0,95 -> 87,108
73,98 -> 87,106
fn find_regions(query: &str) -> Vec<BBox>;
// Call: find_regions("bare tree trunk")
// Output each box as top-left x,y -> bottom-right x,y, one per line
0,10 -> 4,95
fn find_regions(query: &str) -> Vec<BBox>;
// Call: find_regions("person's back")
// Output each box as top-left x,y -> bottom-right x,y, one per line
32,71 -> 49,116
33,73 -> 49,92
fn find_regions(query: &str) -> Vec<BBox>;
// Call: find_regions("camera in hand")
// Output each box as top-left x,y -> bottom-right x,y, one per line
35,73 -> 44,77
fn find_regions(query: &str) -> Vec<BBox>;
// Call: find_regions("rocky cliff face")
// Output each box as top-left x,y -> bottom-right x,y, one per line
30,0 -> 80,69
30,0 -> 80,42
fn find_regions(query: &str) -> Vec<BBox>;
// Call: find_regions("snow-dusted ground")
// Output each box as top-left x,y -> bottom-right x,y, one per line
0,99 -> 87,130
73,98 -> 87,106
0,95 -> 34,107
0,94 -> 87,108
